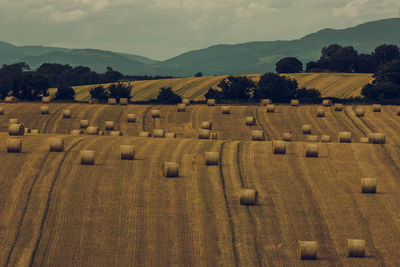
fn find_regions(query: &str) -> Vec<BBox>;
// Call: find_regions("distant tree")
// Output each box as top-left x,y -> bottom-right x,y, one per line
294,87 -> 321,100
103,66 -> 123,82
108,82 -> 132,101
217,75 -> 255,100
55,85 -> 75,100
373,44 -> 400,66
275,57 -> 303,73
156,87 -> 182,104
205,88 -> 222,100
356,54 -> 377,73
305,61 -> 321,72
195,72 -> 203,77
254,72 -> 298,102
89,85 -> 108,103
320,44 -> 359,72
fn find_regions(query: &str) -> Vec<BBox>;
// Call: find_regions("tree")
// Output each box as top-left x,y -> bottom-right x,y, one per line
195,72 -> 203,77
356,54 -> 377,73
89,85 -> 108,103
108,82 -> 132,100
156,87 -> 182,104
275,57 -> 303,73
373,44 -> 400,66
55,85 -> 75,100
217,75 -> 255,100
295,88 -> 321,100
254,73 -> 298,102
205,88 -> 222,100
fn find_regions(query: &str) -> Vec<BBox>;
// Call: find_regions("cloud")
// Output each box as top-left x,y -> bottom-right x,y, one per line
48,9 -> 88,22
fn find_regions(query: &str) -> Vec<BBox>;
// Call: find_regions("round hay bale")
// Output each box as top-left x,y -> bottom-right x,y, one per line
369,133 -> 385,144
0,106 -> 4,115
361,178 -> 377,194
359,137 -> 370,143
198,129 -> 211,139
182,98 -> 190,105
105,121 -> 114,131
153,129 -> 165,138
260,99 -> 271,106
40,105 -> 50,114
252,130 -> 265,141
99,131 -> 104,135
42,96 -> 52,103
110,131 -> 122,136
207,99 -> 216,106
5,96 -> 18,103
210,132 -> 218,140
355,106 -> 364,117
290,99 -> 299,106
8,124 -> 24,136
88,98 -> 98,104
302,124 -> 312,134
108,98 -> 117,105
245,116 -> 255,126
81,150 -> 95,165
24,128 -> 31,134
240,189 -> 258,205
272,141 -> 286,154
282,132 -> 292,142
127,114 -> 136,122
338,132 -> 352,143
222,106 -> 230,114
204,152 -> 219,165
151,109 -> 160,118
7,138 -> 22,153
120,145 -> 135,160
9,118 -> 19,125
86,126 -> 99,135
321,135 -> 331,142
177,104 -> 186,112
120,98 -> 128,105
161,162 -> 179,177
347,239 -> 366,257
201,121 -> 212,130
372,104 -> 381,112
299,241 -> 318,260
266,104 -> 275,113
322,99 -> 332,107
305,144 -> 318,157
31,129 -> 40,135
139,131 -> 151,137
306,135 -> 318,142
80,120 -> 89,128
49,137 -> 64,152
334,103 -> 343,111
165,132 -> 176,138
316,108 -> 325,117
70,129 -> 83,135
63,109 -> 72,118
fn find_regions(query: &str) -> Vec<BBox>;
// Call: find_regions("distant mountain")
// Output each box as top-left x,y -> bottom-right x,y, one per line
0,18 -> 399,76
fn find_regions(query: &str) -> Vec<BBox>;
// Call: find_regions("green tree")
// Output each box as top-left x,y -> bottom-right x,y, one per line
373,44 -> 400,66
217,75 -> 255,100
89,85 -> 108,103
275,57 -> 303,73
108,82 -> 132,101
55,85 -> 75,100
195,72 -> 203,77
205,88 -> 222,100
254,73 -> 298,102
156,87 -> 182,104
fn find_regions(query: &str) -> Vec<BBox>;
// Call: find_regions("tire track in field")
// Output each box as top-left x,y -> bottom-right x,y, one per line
255,107 -> 271,141
40,104 -> 67,133
141,106 -> 151,132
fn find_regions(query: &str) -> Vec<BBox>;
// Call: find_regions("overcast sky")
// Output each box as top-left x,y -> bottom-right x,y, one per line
0,0 -> 398,60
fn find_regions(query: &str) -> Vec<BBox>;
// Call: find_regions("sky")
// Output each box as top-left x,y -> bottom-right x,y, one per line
0,0 -> 398,60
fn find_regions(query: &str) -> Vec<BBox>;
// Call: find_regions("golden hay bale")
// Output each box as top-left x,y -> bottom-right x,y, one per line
355,106 -> 364,117
334,103 -> 343,111
70,129 -> 83,135
272,140 -> 286,154
49,137 -> 64,152
321,135 -> 331,142
198,129 -> 210,139
63,109 -> 72,118
8,124 -> 24,136
151,109 -> 160,118
127,113 -> 137,122
31,129 -> 40,135
5,96 -> 18,103
306,135 -> 318,142
153,129 -> 165,138
165,132 -> 176,138
161,162 -> 179,177
120,145 -> 135,160
347,239 -> 366,257
305,144 -> 318,157
210,132 -> 218,140
207,99 -> 216,106
322,99 -> 332,107
120,98 -> 128,105
80,120 -> 89,128
201,121 -> 212,130
282,132 -> 292,142
42,96 -> 52,103
290,99 -> 299,106
108,98 -> 117,105
299,241 -> 318,260
359,137 -> 370,143
240,189 -> 258,205
204,152 -> 219,165
252,130 -> 265,141
110,131 -> 122,136
105,121 -> 114,131
369,133 -> 385,144
260,99 -> 271,106
7,138 -> 22,153
81,150 -> 95,165
266,104 -> 275,113
88,98 -> 98,104
302,124 -> 312,134
316,108 -> 325,117
0,106 -> 3,115
24,128 -> 31,134
361,178 -> 377,193
245,116 -> 255,126
86,126 -> 99,135
139,131 -> 151,137
372,104 -> 381,112
9,118 -> 19,124
40,105 -> 50,114
177,103 -> 186,112
222,106 -> 230,114
338,132 -> 352,143
182,98 -> 190,105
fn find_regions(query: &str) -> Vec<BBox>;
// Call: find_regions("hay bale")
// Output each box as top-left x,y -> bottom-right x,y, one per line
161,162 -> 179,177
105,121 -> 114,131
151,109 -> 160,118
240,189 -> 258,205
182,98 -> 190,105
266,104 -> 275,113
322,99 -> 332,107
31,129 -> 40,135
9,118 -> 19,125
108,98 -> 117,105
355,106 -> 364,117
360,137 -> 370,143
347,239 -> 366,257
86,126 -> 99,135
177,104 -> 186,112
201,121 -> 212,130
338,132 -> 352,143
127,114 -> 136,122
397,109 -> 400,116
222,106 -> 230,114
165,133 -> 176,138
321,135 -> 331,142
210,132 -> 218,140
334,103 -> 343,111
80,120 -> 89,128
369,133 -> 385,144
49,137 -> 64,152
361,178 -> 377,193
198,129 -> 211,139
153,129 -> 165,138
302,124 -> 312,134
0,106 -> 3,115
139,131 -> 151,137
260,99 -> 271,106
70,129 -> 83,135
306,144 -> 318,157
99,131 -> 104,135
24,128 -> 31,134
5,96 -> 18,103
316,108 -> 325,117
9,124 -> 24,136
282,132 -> 292,142
290,99 -> 299,106
245,116 -> 255,126
110,131 -> 122,136
120,145 -> 135,160
63,109 -> 72,118
40,105 -> 50,114
207,99 -> 216,106
299,241 -> 318,260
204,152 -> 219,165
7,138 -> 22,153
88,99 -> 98,104
372,104 -> 381,112
272,140 -> 286,154
252,130 -> 265,141
81,150 -> 95,165
120,98 -> 128,105
307,135 -> 318,142
42,96 -> 52,103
